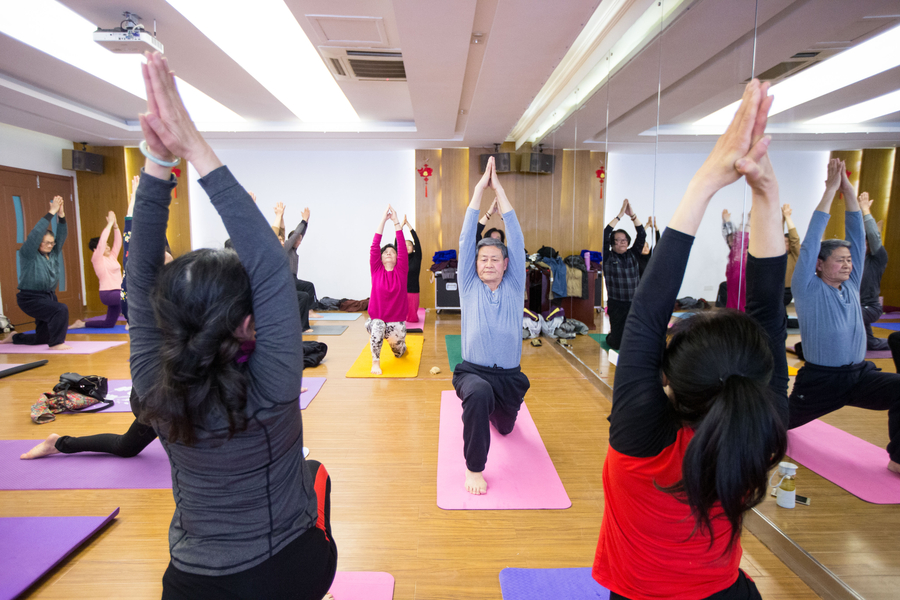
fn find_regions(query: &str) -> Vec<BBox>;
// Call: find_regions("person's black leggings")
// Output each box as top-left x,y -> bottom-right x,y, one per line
161,460 -> 337,600
13,290 -> 68,347
890,331 -> 900,372
606,299 -> 631,351
54,388 -> 157,457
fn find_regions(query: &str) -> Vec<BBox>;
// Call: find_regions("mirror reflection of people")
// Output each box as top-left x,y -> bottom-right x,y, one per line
367,205 -> 409,375
603,198 -> 646,350
637,215 -> 659,276
1,195 -> 72,350
789,159 -> 900,475
721,208 -> 749,312
72,211 -> 123,329
402,215 -> 422,322
453,156 -> 529,495
476,197 -> 505,243
594,79 -> 788,600
126,51 -> 336,599
285,206 -> 318,333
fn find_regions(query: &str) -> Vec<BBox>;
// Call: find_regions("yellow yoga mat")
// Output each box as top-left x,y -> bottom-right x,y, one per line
345,334 -> 424,378
788,365 -> 798,376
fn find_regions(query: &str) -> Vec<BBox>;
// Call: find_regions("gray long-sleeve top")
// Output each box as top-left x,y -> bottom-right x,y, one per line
17,212 -> 66,291
861,213 -> 888,307
286,219 -> 308,277
792,210 -> 865,367
458,207 -> 525,369
128,167 -> 316,576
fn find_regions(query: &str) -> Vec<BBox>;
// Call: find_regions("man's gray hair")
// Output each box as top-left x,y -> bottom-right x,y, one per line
476,237 -> 508,260
818,239 -> 851,261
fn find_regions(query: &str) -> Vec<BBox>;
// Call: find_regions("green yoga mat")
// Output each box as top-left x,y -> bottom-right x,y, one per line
588,333 -> 610,351
445,335 -> 463,372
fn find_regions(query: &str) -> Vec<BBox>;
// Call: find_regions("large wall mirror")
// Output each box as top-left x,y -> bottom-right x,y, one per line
547,1 -> 900,598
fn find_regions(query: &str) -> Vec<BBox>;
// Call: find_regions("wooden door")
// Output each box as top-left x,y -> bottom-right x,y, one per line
0,166 -> 82,327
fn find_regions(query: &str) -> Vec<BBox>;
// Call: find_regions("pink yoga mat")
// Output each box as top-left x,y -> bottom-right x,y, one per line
406,307 -> 426,330
0,508 -> 119,600
328,572 -> 395,600
300,377 -> 326,409
0,439 -> 172,490
0,341 -> 126,355
437,391 -> 571,510
787,419 -> 900,504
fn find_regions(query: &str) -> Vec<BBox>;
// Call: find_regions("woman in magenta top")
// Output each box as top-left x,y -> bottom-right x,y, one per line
367,205 -> 408,374
74,210 -> 123,329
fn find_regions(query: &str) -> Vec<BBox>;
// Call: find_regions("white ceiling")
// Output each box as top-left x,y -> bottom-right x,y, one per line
0,0 -> 898,152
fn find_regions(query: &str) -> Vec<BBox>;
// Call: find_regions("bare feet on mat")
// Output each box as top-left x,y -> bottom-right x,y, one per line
71,319 -> 86,329
49,343 -> 72,350
0,335 -> 13,344
305,328 -> 314,334
322,593 -> 334,600
301,387 -> 308,393
888,460 -> 900,475
465,469 -> 487,495
21,434 -> 61,459
310,311 -> 321,319
371,360 -> 382,375
125,322 -> 129,331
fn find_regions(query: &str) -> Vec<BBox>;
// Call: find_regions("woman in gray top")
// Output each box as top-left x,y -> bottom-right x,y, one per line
129,52 -> 335,599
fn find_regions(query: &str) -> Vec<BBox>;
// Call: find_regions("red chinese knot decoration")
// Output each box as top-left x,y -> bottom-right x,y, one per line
417,162 -> 433,197
596,166 -> 606,199
171,167 -> 182,199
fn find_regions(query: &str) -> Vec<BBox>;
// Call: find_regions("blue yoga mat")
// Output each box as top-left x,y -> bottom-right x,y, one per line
499,568 -> 609,600
310,313 -> 361,321
873,322 -> 900,331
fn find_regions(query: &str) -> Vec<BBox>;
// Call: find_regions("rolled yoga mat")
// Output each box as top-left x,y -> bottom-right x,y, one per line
0,508 -> 120,600
787,419 -> 900,504
307,325 -> 349,336
445,335 -> 463,372
0,360 -> 48,379
310,312 -> 362,321
499,567 -> 610,600
346,335 -> 424,378
406,307 -> 427,333
437,391 -> 571,510
328,572 -> 395,600
0,341 -> 126,355
0,439 -> 172,490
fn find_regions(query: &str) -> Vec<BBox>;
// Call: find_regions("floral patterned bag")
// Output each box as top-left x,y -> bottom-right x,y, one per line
31,390 -> 114,424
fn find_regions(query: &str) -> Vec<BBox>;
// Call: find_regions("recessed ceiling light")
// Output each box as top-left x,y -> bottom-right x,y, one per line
808,88 -> 900,124
165,0 -> 359,123
696,23 -> 900,127
0,0 -> 243,124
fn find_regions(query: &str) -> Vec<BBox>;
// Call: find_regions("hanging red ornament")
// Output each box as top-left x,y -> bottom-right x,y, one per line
596,166 -> 606,199
417,162 -> 434,197
171,167 -> 182,199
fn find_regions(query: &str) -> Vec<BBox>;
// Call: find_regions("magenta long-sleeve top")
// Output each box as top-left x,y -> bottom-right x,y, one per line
368,229 -> 408,322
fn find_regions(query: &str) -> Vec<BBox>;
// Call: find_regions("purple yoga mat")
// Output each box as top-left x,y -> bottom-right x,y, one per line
873,322 -> 900,331
86,315 -> 126,323
300,377 -> 326,409
0,341 -> 125,355
866,349 -> 894,359
0,439 -> 171,490
787,419 -> 900,504
67,324 -> 129,334
499,568 -> 609,600
0,508 -> 119,600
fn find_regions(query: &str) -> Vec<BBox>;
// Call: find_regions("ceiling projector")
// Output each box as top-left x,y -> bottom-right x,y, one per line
94,27 -> 164,54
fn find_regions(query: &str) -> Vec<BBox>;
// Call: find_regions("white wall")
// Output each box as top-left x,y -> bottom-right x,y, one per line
605,149 -> 830,299
189,149 -> 416,300
0,123 -> 85,305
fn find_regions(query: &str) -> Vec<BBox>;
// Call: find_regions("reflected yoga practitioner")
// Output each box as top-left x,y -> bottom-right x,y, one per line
602,198 -> 646,350
402,214 -> 422,322
1,195 -> 72,350
453,156 -> 529,495
122,52 -> 335,599
366,205 -> 409,375
789,159 -> 900,475
593,80 -> 788,600
722,208 -> 749,312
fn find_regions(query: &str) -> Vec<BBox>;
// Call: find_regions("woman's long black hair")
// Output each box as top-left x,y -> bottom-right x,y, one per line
140,249 -> 253,446
661,310 -> 787,550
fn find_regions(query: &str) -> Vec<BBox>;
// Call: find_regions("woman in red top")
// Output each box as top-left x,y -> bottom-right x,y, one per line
593,80 -> 789,600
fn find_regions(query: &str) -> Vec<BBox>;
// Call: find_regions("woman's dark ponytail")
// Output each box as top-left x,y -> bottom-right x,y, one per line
140,249 -> 253,446
661,311 -> 787,549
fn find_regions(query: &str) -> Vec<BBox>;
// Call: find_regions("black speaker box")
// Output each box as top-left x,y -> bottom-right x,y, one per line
62,149 -> 104,174
519,152 -> 555,174
479,152 -> 512,173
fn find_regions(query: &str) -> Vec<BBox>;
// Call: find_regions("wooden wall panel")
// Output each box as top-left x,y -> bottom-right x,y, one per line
74,145 -> 128,313
882,154 -> 900,307
858,148 -> 895,228
823,150 -> 862,241
440,148 -> 469,262
124,148 -> 191,257
415,149 -> 442,310
589,152 -> 607,252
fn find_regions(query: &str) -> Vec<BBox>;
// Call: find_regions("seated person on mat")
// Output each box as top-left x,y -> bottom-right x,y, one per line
120,52 -> 336,598
789,159 -> 900,475
453,156 -> 529,496
1,196 -> 73,350
858,191 -> 890,352
603,198 -> 646,350
367,205 -> 409,375
721,208 -> 750,312
72,211 -> 123,329
593,79 -> 788,600
476,197 -> 505,243
286,206 -> 319,332
402,214 -> 423,322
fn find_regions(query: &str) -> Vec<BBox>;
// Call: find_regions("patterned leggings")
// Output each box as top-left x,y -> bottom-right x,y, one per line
366,319 -> 407,361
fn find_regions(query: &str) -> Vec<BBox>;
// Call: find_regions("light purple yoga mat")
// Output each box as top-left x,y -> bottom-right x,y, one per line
500,568 -> 609,600
0,508 -> 119,600
787,419 -> 900,504
300,377 -> 326,409
0,439 -> 171,490
0,341 -> 126,355
866,349 -> 894,359
873,322 -> 900,331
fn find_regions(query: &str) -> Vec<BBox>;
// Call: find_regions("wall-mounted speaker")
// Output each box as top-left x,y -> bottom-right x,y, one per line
519,152 -> 555,174
479,152 -> 512,173
62,149 -> 104,174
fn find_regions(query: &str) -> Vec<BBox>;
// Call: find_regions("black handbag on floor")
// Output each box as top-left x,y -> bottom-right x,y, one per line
53,372 -> 109,402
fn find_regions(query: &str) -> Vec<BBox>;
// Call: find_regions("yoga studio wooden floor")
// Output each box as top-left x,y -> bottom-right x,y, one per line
1,311 -> 825,599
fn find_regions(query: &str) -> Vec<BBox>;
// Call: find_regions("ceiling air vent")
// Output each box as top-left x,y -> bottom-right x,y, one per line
319,47 -> 406,81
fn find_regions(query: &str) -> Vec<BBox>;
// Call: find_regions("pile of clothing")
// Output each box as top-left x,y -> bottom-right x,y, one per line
522,307 -> 589,340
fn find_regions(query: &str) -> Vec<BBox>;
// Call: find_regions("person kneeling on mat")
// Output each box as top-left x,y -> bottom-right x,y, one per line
367,205 -> 409,375
453,156 -> 529,496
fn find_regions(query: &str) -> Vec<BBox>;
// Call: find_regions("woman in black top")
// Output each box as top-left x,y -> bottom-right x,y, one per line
403,215 -> 423,322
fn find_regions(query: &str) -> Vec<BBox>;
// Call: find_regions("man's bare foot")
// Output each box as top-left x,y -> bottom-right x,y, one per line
310,311 -> 322,319
465,469 -> 487,495
49,343 -> 71,350
322,593 -> 334,600
71,319 -> 86,329
0,334 -> 13,344
301,387 -> 308,393
371,361 -> 382,375
21,434 -> 61,459
305,328 -> 314,334
889,460 -> 900,475
125,322 -> 129,331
